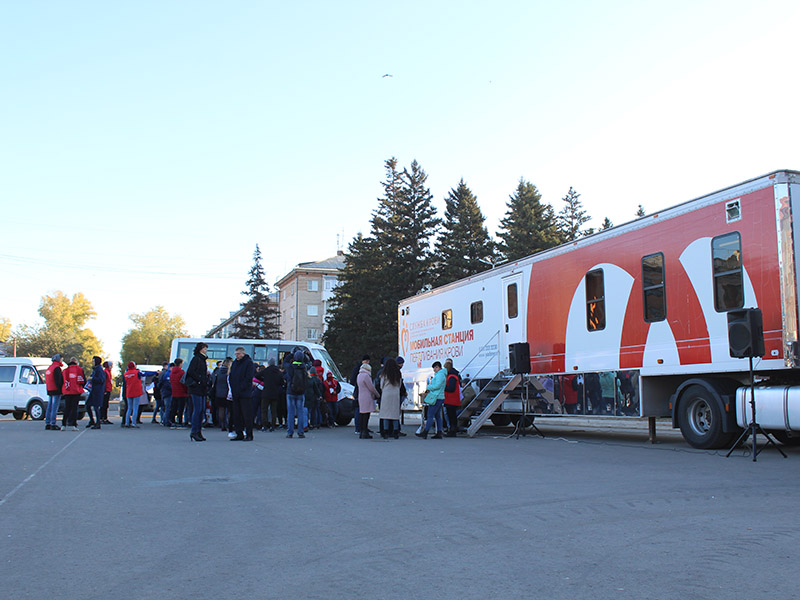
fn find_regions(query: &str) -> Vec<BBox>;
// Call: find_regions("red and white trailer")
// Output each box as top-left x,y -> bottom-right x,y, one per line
398,170 -> 800,448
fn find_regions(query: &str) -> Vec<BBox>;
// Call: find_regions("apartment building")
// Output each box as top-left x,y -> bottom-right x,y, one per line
205,292 -> 280,338
275,253 -> 345,342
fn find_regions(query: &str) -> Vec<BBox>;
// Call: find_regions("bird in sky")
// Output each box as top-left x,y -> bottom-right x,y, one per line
382,74 -> 393,78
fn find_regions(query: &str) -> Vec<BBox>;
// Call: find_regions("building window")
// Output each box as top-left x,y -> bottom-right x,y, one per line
712,232 -> 743,312
282,290 -> 286,300
307,305 -> 319,316
507,283 -> 518,319
642,253 -> 666,322
586,269 -> 605,331
308,279 -> 319,292
324,277 -> 338,290
470,301 -> 484,324
307,328 -> 319,340
441,309 -> 453,330
290,308 -> 295,319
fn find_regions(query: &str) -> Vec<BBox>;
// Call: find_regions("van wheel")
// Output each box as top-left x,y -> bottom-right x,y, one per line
27,400 -> 45,421
335,414 -> 352,427
678,385 -> 735,449
13,411 -> 26,420
490,414 -> 512,427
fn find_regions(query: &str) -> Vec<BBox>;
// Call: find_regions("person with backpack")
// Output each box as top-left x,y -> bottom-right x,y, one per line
286,350 -> 308,438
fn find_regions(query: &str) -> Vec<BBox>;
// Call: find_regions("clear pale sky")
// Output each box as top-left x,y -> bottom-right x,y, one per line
1,0 -> 798,362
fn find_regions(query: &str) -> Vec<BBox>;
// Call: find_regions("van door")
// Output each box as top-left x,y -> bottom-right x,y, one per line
13,365 -> 38,408
0,365 -> 18,409
502,272 -> 525,366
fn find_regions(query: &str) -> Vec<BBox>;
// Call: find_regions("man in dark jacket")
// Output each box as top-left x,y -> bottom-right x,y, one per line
229,346 -> 256,441
260,358 -> 284,432
159,362 -> 173,428
186,342 -> 209,442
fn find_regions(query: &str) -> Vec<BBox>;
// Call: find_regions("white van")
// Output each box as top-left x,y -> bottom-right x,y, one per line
0,357 -> 86,420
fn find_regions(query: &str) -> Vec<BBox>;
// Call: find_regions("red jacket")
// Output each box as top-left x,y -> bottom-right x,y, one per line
170,367 -> 187,397
62,365 -> 85,396
104,367 -> 113,392
444,372 -> 461,406
323,375 -> 339,402
45,360 -> 64,395
124,368 -> 144,398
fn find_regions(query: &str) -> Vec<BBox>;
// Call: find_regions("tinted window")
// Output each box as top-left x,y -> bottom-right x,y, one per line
19,366 -> 37,384
441,309 -> 453,330
206,343 -> 228,361
507,283 -> 518,319
712,232 -> 743,312
586,269 -> 605,331
0,366 -> 16,382
642,253 -> 666,322
470,301 -> 484,324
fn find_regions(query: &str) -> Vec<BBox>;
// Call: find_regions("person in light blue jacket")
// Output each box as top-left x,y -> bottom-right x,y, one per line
416,361 -> 446,439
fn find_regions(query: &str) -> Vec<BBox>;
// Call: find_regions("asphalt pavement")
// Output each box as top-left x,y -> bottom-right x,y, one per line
1,415 -> 798,600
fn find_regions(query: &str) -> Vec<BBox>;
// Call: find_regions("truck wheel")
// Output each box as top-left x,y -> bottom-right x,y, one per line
13,411 -> 26,420
509,415 -> 535,428
27,400 -> 45,421
678,385 -> 733,449
490,414 -> 512,427
335,414 -> 352,427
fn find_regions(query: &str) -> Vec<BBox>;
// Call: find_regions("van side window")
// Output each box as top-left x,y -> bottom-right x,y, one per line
642,253 -> 666,322
586,269 -> 606,331
470,301 -> 484,324
19,366 -> 36,384
0,366 -> 15,382
507,283 -> 518,319
712,232 -> 744,312
442,309 -> 453,330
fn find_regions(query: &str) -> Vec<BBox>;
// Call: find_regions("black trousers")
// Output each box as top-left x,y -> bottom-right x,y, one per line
101,391 -> 110,420
261,397 -> 279,428
445,405 -> 458,434
171,396 -> 186,424
63,395 -> 80,426
232,395 -> 253,436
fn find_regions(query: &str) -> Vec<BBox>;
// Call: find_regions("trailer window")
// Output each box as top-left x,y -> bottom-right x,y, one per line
586,269 -> 605,331
507,283 -> 518,319
712,232 -> 744,312
470,301 -> 484,324
441,309 -> 453,330
642,253 -> 666,322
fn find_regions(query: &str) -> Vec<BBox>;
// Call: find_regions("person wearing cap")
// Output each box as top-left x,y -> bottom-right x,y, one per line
44,354 -> 64,430
61,357 -> 85,430
123,362 -> 145,428
323,371 -> 340,427
356,363 -> 379,439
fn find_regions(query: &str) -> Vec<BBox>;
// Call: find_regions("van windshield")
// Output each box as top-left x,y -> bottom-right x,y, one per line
317,349 -> 344,381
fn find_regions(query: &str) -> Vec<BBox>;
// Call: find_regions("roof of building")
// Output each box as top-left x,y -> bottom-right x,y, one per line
275,253 -> 345,286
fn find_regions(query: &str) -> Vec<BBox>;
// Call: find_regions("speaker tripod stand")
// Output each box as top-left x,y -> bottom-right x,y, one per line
513,377 -> 544,440
725,356 -> 787,461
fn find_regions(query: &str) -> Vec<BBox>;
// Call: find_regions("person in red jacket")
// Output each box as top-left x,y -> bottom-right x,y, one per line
123,361 -> 145,428
443,359 -> 462,437
169,358 -> 188,427
101,361 -> 113,424
61,357 -> 85,430
44,354 -> 64,431
323,372 -> 340,427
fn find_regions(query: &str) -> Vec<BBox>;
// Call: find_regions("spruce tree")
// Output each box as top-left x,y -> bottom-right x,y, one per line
434,179 -> 496,285
635,204 -> 646,217
233,244 -> 280,339
601,217 -> 613,230
497,178 -> 560,262
557,186 -> 591,242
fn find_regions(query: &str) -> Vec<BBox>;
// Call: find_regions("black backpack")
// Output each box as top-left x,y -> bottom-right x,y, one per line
290,364 -> 306,395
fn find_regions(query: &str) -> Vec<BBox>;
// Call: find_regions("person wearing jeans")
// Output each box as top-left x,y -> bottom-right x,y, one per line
416,361 -> 446,440
44,354 -> 64,431
186,343 -> 210,442
123,362 -> 144,428
286,351 -> 309,438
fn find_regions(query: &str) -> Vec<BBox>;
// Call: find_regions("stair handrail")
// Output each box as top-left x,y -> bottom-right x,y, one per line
459,330 -> 502,384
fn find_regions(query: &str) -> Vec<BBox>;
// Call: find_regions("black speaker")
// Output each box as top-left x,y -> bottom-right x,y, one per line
509,342 -> 531,374
727,308 -> 765,358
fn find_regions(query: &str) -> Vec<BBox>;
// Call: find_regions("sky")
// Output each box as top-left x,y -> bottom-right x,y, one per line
1,0 -> 799,363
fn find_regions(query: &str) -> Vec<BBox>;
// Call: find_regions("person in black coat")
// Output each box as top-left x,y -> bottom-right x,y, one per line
87,356 -> 106,429
229,346 -> 256,441
260,358 -> 284,432
186,342 -> 209,442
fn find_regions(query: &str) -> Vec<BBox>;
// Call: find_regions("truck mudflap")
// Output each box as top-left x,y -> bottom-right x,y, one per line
735,386 -> 800,431
670,378 -> 740,432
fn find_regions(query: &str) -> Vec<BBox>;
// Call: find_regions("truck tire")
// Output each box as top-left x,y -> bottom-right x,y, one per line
678,385 -> 734,449
490,414 -> 512,427
510,415 -> 535,428
335,414 -> 352,427
27,400 -> 45,420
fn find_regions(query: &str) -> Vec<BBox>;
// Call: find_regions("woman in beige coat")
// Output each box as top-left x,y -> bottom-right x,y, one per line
356,363 -> 378,439
378,358 -> 402,439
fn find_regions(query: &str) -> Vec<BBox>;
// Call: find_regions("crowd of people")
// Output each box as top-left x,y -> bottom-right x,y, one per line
42,343 -> 470,442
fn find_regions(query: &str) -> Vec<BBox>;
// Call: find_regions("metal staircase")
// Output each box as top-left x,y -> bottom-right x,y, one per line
460,372 -> 557,437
